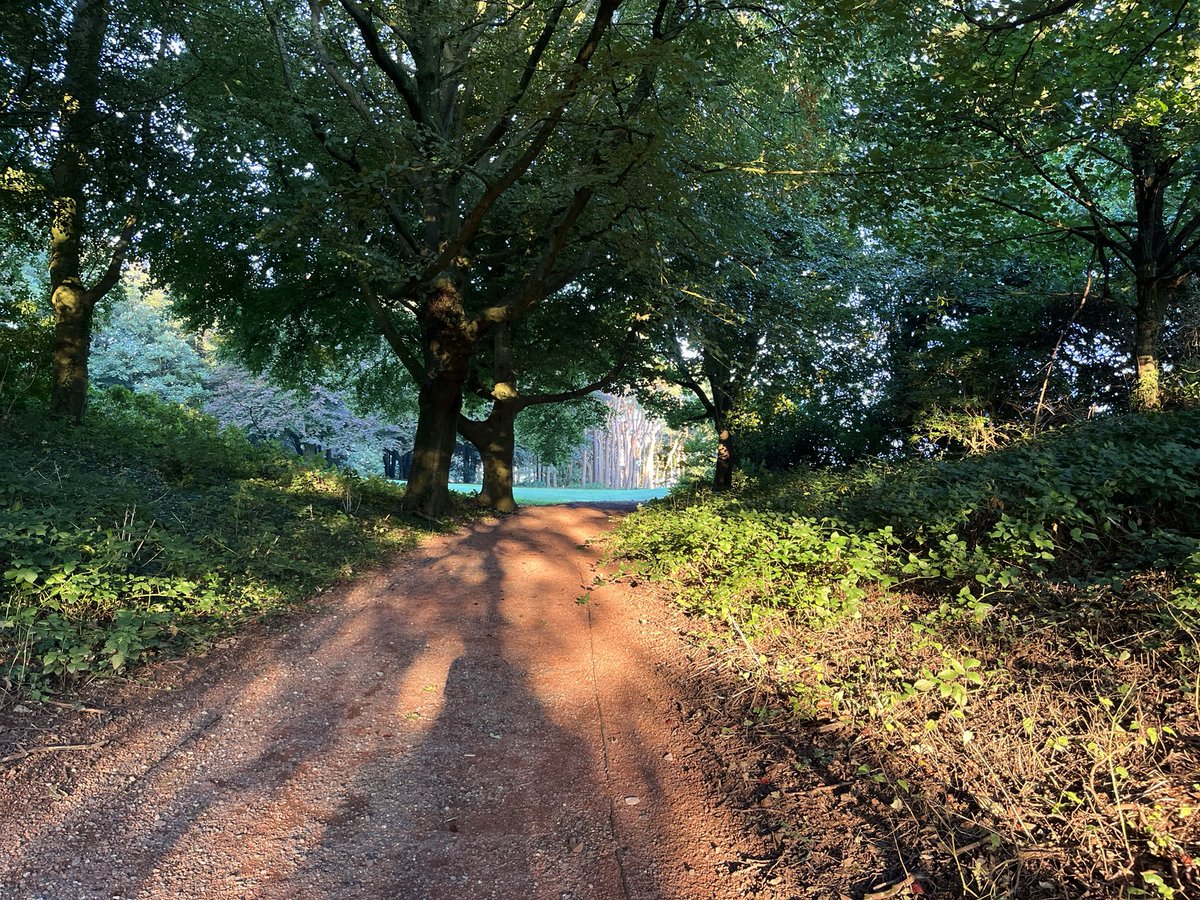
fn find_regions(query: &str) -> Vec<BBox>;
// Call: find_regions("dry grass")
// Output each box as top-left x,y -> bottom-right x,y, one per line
670,580 -> 1200,898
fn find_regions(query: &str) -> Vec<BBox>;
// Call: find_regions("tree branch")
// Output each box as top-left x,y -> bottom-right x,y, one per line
86,206 -> 139,304
337,0 -> 426,125
958,0 -> 1083,31
467,0 -> 569,165
411,0 -> 621,293
515,324 -> 641,411
360,282 -> 425,382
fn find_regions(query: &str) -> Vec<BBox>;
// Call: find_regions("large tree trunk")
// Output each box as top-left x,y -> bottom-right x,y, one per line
405,373 -> 465,517
49,283 -> 94,419
402,279 -> 474,518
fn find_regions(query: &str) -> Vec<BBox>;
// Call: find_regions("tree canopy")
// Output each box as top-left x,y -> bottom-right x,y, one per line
2,0 -> 1198,499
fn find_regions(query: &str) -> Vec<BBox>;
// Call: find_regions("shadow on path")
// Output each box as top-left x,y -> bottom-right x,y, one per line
0,506 -> 683,900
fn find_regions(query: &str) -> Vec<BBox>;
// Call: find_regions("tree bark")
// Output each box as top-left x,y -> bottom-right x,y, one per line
405,373 -> 465,516
402,279 -> 475,518
50,284 -> 94,419
713,417 -> 736,491
47,0 -> 139,421
48,0 -> 107,420
1125,127 -> 1180,412
1133,275 -> 1165,410
459,400 -> 519,513
706,358 -> 739,492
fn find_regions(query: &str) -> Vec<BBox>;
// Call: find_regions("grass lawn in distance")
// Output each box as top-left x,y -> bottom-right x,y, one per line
447,483 -> 669,505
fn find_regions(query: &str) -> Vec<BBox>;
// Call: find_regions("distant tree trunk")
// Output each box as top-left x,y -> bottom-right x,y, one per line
670,335 -> 751,492
283,429 -> 304,455
1125,127 -> 1186,412
461,443 -> 480,484
713,413 -> 736,491
706,359 -> 739,492
1133,275 -> 1166,410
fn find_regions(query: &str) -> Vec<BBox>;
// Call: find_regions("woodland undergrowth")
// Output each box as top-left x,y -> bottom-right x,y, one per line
0,388 -> 462,698
615,411 -> 1200,899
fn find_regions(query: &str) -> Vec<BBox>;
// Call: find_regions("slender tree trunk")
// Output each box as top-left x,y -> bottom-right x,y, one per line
1133,275 -> 1165,411
1125,128 -> 1178,412
48,0 -> 108,421
710,377 -> 738,491
714,417 -> 736,491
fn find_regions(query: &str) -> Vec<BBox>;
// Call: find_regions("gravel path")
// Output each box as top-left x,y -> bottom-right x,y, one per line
0,505 -> 757,900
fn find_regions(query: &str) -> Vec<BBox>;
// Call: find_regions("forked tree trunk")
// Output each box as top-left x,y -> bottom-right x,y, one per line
459,400 -> 519,513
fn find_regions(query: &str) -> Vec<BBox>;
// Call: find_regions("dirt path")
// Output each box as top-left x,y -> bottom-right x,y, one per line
0,505 -> 764,900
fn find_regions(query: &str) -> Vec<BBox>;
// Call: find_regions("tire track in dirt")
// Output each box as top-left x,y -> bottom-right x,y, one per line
0,505 -> 764,900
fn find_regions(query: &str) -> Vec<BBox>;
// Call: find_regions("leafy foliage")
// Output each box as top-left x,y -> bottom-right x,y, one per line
88,281 -> 412,475
0,248 -> 51,413
615,411 -> 1200,895
0,389 -> 448,694
621,411 -> 1200,623
91,270 -> 209,405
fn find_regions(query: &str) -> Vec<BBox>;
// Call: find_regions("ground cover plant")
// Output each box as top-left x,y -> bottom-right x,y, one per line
614,411 -> 1200,898
0,388 -> 459,696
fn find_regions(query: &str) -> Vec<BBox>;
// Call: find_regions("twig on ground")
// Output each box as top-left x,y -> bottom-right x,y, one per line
863,874 -> 915,899
43,700 -> 109,715
727,614 -> 764,669
1,740 -> 108,765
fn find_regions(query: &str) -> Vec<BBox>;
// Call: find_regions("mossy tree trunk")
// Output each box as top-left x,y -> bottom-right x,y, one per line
48,0 -> 139,421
